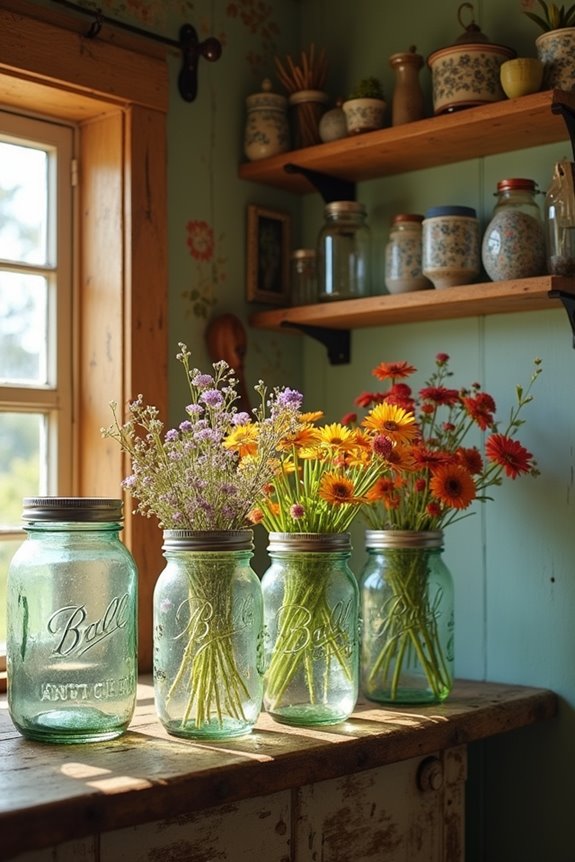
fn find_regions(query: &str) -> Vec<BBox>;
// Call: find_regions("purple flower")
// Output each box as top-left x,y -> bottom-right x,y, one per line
186,403 -> 203,416
165,428 -> 179,442
277,388 -> 303,409
191,373 -> 214,389
232,412 -> 251,426
179,420 -> 193,432
290,503 -> 305,519
201,389 -> 224,408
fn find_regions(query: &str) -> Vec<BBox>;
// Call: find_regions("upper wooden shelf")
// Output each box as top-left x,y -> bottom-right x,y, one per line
249,276 -> 575,333
238,90 -> 575,194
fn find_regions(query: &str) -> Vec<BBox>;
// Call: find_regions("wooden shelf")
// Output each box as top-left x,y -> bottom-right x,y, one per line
238,90 -> 575,193
249,276 -> 575,333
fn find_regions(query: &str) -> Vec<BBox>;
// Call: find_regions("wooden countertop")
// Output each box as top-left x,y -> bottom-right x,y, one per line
0,678 -> 557,859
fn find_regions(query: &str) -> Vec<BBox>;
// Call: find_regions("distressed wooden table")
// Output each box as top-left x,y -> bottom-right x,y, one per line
0,678 -> 557,862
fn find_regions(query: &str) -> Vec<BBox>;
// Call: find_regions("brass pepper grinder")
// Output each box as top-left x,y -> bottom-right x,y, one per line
389,46 -> 425,126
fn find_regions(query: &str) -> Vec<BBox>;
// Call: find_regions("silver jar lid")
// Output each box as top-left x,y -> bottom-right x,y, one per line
267,531 -> 351,552
163,529 -> 254,551
365,530 -> 443,549
325,201 -> 366,216
22,497 -> 123,522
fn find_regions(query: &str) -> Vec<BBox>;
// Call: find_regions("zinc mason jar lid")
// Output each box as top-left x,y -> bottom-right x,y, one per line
424,205 -> 477,219
162,529 -> 254,551
22,497 -> 123,522
365,529 -> 444,549
324,201 -> 367,218
267,531 -> 351,552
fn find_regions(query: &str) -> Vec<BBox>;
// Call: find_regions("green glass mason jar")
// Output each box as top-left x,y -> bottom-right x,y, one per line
360,530 -> 454,704
7,497 -> 138,743
262,532 -> 359,726
153,530 -> 264,739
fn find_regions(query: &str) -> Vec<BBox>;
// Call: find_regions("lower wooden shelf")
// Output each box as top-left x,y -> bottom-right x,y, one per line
249,276 -> 575,333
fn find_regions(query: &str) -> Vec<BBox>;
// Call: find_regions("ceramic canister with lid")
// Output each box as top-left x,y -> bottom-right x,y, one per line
422,205 -> 480,289
317,201 -> 371,301
385,213 -> 432,294
244,78 -> 290,161
481,178 -> 546,281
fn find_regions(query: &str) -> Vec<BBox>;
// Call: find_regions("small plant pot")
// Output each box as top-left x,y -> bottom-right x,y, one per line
536,28 -> 575,91
500,58 -> 544,99
342,98 -> 386,134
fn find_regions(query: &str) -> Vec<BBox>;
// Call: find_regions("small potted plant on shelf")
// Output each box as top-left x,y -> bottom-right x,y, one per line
523,0 -> 575,90
342,76 -> 387,134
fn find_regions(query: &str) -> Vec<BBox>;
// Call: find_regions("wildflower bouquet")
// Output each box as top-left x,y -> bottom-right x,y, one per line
346,353 -> 541,703
250,412 -> 397,722
102,344 -> 302,735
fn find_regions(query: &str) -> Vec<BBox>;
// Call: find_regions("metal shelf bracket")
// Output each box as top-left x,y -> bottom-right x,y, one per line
281,322 -> 351,364
549,289 -> 575,348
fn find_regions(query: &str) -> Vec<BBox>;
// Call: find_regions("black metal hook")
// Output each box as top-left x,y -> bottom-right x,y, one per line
178,24 -> 222,102
85,8 -> 103,39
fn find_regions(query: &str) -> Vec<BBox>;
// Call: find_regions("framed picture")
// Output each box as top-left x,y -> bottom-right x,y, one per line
246,205 -> 291,304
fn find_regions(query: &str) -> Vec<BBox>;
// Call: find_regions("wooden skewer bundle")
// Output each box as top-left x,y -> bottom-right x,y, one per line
274,44 -> 329,148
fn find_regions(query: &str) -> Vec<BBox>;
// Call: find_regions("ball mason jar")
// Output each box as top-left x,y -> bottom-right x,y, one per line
317,201 -> 371,301
7,497 -> 138,743
360,530 -> 454,704
261,532 -> 359,726
153,529 -> 264,739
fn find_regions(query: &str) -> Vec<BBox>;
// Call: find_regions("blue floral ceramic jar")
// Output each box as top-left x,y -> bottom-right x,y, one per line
244,79 -> 289,162
422,205 -> 480,289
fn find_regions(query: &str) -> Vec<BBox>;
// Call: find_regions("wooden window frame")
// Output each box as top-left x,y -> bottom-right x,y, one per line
0,2 -> 169,671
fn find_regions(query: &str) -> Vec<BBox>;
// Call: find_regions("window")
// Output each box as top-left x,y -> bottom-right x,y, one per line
0,111 -> 74,645
0,4 -> 169,674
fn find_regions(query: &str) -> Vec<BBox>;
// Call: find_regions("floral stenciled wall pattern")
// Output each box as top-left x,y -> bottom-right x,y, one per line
183,219 -> 227,319
225,0 -> 281,76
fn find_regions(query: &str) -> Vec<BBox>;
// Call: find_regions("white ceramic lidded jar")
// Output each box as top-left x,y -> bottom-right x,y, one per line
481,178 -> 546,281
244,78 -> 290,161
385,213 -> 432,294
422,205 -> 480,289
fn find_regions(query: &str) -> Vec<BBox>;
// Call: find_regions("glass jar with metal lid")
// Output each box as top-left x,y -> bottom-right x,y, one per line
481,178 -> 545,281
290,248 -> 317,305
317,200 -> 371,301
6,497 -> 138,743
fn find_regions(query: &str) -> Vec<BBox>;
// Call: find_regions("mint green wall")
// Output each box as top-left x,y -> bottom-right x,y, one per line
29,0 -> 575,858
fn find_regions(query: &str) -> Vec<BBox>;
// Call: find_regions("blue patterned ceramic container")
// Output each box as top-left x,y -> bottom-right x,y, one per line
427,43 -> 515,114
536,28 -> 575,92
244,79 -> 289,161
385,214 -> 432,294
422,206 -> 480,289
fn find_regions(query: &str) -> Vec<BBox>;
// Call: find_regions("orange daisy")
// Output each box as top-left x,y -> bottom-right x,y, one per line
429,464 -> 476,510
372,361 -> 417,381
319,473 -> 362,505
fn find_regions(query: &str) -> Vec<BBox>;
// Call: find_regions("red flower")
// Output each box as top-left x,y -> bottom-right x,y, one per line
186,219 -> 214,262
429,464 -> 476,510
341,412 -> 357,426
457,446 -> 484,475
372,361 -> 417,381
485,434 -> 533,478
436,353 -> 450,365
419,386 -> 460,406
385,382 -> 415,412
462,392 -> 497,430
355,391 -> 379,409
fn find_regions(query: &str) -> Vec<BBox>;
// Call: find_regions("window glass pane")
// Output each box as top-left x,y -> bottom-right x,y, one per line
0,271 -> 48,384
0,141 -> 48,265
0,539 -> 22,644
0,412 -> 44,530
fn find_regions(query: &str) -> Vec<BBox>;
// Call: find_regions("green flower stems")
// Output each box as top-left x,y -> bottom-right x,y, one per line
167,559 -> 250,730
367,548 -> 451,701
265,557 -> 353,710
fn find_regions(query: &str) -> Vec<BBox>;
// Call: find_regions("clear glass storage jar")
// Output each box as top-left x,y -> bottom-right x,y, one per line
7,497 -> 138,743
290,248 -> 317,305
545,160 -> 575,276
481,178 -> 545,281
317,201 -> 371,301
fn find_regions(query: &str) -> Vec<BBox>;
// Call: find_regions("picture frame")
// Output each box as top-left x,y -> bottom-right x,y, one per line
246,205 -> 291,304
